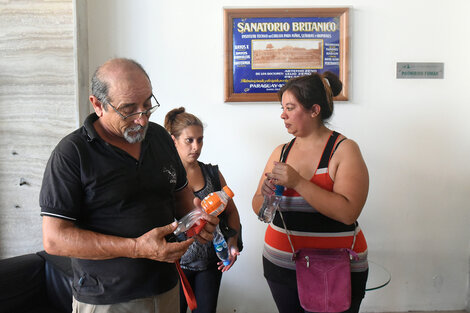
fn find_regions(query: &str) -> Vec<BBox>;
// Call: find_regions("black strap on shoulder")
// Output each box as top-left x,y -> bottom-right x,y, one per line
208,164 -> 221,191
317,131 -> 340,169
280,138 -> 296,163
199,162 -> 221,191
330,137 -> 347,160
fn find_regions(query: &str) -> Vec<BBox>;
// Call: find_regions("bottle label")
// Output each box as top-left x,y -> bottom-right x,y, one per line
214,242 -> 227,252
201,193 -> 222,215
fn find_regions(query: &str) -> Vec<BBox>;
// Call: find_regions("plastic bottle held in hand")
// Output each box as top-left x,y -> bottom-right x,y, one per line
175,186 -> 235,237
173,207 -> 204,236
201,185 -> 234,216
213,225 -> 230,266
258,185 -> 284,223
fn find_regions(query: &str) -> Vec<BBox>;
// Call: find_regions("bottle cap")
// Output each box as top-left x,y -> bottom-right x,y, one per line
222,185 -> 234,198
223,260 -> 230,266
274,185 -> 284,196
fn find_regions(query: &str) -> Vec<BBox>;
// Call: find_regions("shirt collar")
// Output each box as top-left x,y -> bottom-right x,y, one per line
83,113 -> 100,142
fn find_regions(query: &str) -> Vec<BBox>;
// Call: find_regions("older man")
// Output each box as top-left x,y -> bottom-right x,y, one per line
40,58 -> 217,312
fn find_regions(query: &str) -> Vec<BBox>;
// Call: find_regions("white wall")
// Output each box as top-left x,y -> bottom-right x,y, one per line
87,1 -> 470,312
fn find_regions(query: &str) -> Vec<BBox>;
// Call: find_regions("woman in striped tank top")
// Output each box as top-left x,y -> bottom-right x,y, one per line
252,71 -> 369,313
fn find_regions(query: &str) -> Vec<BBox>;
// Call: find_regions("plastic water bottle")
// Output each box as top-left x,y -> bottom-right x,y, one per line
173,208 -> 204,237
258,185 -> 284,223
174,186 -> 235,237
213,225 -> 230,266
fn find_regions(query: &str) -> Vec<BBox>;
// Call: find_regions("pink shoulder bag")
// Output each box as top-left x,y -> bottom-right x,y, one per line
279,210 -> 358,313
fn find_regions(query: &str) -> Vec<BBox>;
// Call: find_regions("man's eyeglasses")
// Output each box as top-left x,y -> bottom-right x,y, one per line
105,94 -> 160,120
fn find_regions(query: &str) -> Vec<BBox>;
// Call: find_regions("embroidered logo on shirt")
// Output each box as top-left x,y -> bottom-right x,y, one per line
163,166 -> 177,185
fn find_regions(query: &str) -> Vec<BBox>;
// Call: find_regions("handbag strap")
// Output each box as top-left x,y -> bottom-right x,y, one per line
278,210 -> 296,254
279,210 -> 357,254
278,138 -> 297,254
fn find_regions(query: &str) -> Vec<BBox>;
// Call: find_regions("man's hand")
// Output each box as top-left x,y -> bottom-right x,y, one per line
133,222 -> 194,263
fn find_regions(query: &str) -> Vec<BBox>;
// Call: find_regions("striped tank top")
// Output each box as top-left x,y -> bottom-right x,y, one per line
263,132 -> 368,284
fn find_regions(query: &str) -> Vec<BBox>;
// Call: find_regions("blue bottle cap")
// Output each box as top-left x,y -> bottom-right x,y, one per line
223,260 -> 231,266
274,185 -> 284,196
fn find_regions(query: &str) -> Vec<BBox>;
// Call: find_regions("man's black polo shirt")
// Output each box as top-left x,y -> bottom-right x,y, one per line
39,113 -> 187,304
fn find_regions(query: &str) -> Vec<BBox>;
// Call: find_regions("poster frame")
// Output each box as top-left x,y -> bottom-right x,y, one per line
224,7 -> 350,102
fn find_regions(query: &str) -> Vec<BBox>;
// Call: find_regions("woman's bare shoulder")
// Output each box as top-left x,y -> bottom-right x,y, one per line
335,135 -> 362,155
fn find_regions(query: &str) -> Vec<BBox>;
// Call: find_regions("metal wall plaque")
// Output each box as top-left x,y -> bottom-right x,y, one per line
396,62 -> 444,79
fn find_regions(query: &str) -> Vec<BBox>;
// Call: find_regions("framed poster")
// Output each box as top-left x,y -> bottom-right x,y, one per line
224,8 -> 349,102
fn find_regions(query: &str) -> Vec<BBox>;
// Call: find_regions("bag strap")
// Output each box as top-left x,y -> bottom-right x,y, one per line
175,260 -> 197,310
279,210 -> 357,254
278,138 -> 297,254
278,210 -> 296,254
206,163 -> 221,191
